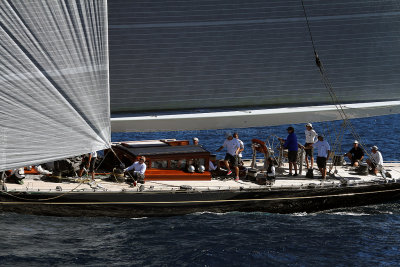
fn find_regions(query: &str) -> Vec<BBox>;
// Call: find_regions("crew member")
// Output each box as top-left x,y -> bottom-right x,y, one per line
124,156 -> 147,186
216,132 -> 241,181
279,126 -> 298,176
366,146 -> 383,175
266,157 -> 276,181
233,132 -> 244,166
311,135 -> 331,179
78,151 -> 97,181
304,123 -> 317,169
346,140 -> 364,167
192,137 -> 199,146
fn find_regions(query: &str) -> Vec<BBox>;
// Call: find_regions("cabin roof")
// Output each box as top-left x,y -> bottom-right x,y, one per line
117,144 -> 209,156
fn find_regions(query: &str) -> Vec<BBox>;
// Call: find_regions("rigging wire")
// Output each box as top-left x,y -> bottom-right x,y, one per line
300,0 -> 373,160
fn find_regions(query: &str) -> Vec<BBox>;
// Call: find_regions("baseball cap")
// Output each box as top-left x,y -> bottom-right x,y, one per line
306,123 -> 312,127
225,132 -> 232,138
193,137 -> 199,141
287,126 -> 294,131
371,145 -> 378,150
354,140 -> 359,144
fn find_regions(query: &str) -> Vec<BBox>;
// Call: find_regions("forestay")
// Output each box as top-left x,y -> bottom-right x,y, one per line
0,0 -> 110,171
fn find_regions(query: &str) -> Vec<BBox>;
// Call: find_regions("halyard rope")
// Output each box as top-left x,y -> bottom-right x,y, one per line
300,0 -> 373,160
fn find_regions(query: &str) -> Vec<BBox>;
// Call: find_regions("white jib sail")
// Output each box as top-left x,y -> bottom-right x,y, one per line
0,0 -> 110,171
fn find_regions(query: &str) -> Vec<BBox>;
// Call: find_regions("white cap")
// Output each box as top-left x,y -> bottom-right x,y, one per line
371,145 -> 378,150
193,137 -> 199,141
354,140 -> 359,144
225,132 -> 232,138
306,123 -> 312,127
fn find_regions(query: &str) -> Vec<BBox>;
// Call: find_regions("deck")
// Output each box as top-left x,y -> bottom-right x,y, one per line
3,161 -> 400,193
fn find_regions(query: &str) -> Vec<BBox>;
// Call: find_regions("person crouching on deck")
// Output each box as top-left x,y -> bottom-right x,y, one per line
266,157 -> 276,182
123,156 -> 146,186
366,146 -> 383,175
216,132 -> 241,181
311,135 -> 331,179
346,140 -> 364,167
279,126 -> 298,176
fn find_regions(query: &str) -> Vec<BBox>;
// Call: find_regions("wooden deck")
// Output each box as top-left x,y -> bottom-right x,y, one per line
3,160 -> 400,193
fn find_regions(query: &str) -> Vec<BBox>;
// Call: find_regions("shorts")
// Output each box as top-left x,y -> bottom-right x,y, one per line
304,143 -> 314,157
224,153 -> 239,167
369,162 -> 382,174
288,151 -> 298,163
127,171 -> 145,181
317,157 -> 327,168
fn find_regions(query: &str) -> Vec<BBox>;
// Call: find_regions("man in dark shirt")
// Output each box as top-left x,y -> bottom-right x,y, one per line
279,126 -> 298,176
346,140 -> 364,166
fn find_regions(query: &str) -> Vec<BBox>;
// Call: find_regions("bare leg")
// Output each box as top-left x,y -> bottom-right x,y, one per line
224,160 -> 230,172
235,166 -> 239,179
347,154 -> 353,165
289,162 -> 293,174
294,162 -> 298,174
305,157 -> 310,169
310,157 -> 314,169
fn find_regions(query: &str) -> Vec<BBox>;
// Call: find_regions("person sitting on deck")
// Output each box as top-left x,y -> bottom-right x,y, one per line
266,157 -> 276,181
311,135 -> 331,179
209,154 -> 218,172
123,156 -> 147,186
78,151 -> 97,181
346,140 -> 364,167
366,146 -> 383,175
216,132 -> 241,181
278,126 -> 298,176
304,123 -> 318,169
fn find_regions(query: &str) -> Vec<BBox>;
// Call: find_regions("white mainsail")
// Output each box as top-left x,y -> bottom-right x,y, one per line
107,0 -> 400,132
0,0 -> 110,171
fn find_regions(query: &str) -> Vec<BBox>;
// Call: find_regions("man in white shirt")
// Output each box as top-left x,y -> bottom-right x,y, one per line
366,146 -> 383,175
304,123 -> 318,169
216,132 -> 241,181
124,156 -> 147,186
233,132 -> 244,166
311,135 -> 330,179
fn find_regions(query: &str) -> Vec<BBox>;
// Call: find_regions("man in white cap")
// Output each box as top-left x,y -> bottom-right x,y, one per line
366,146 -> 383,175
304,123 -> 317,169
345,140 -> 364,166
192,137 -> 199,146
216,132 -> 241,181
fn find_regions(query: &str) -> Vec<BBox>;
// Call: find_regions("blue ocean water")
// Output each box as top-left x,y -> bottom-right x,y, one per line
1,114 -> 400,266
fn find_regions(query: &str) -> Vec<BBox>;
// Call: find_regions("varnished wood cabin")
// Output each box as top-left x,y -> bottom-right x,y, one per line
105,140 -> 211,181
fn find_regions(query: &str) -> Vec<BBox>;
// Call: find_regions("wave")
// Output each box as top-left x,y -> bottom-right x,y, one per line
130,217 -> 148,220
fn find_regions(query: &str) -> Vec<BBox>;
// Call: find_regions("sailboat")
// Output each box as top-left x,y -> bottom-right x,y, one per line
1,0 -> 400,217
